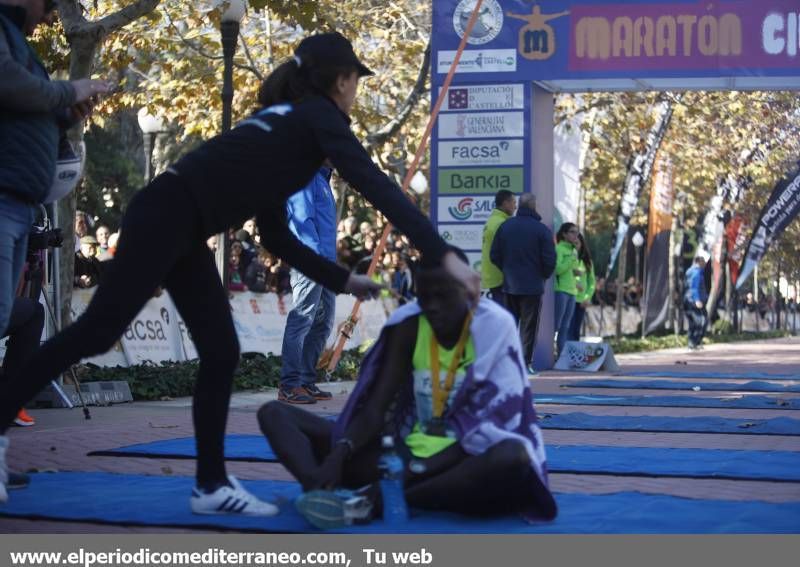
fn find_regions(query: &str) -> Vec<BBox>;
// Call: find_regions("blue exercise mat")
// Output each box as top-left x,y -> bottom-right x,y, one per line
535,393 -> 800,410
540,413 -> 800,436
566,379 -> 800,393
621,371 -> 800,381
1,472 -> 798,533
89,435 -> 800,482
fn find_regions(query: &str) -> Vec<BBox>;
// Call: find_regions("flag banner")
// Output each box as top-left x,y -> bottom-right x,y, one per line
642,157 -> 674,335
606,99 -> 675,275
726,214 -> 748,286
737,163 -> 800,288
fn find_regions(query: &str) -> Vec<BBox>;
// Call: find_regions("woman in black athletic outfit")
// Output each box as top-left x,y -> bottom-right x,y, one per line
0,32 -> 479,514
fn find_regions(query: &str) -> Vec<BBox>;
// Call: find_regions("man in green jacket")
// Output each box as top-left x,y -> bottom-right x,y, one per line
481,190 -> 516,307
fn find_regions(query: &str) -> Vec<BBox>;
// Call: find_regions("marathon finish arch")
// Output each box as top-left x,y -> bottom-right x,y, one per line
431,0 -> 800,368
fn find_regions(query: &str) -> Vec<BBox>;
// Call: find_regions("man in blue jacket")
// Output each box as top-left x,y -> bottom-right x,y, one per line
279,167 -> 338,404
0,0 -> 109,337
684,255 -> 708,350
490,193 -> 556,373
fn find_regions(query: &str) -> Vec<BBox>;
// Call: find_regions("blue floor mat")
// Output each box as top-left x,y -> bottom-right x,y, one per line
621,371 -> 800,381
566,379 -> 800,393
535,393 -> 800,410
1,472 -> 797,533
89,435 -> 800,482
539,413 -> 800,436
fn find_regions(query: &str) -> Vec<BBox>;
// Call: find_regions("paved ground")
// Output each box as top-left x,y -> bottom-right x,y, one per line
1,337 -> 798,533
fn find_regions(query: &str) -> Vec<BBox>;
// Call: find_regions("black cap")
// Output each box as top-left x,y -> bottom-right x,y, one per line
294,32 -> 374,77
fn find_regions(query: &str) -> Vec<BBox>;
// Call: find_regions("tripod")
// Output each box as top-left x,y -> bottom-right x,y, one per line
21,217 -> 91,420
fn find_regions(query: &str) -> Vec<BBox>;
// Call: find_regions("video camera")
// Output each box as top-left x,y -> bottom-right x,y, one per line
28,224 -> 63,251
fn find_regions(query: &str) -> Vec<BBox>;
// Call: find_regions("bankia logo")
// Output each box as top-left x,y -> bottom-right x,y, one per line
448,197 -> 475,220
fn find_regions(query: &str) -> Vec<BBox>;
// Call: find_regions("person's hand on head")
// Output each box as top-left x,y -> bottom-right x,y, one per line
71,79 -> 112,104
442,250 -> 480,303
344,274 -> 384,301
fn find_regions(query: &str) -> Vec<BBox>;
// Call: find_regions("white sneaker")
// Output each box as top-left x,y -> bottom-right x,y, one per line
295,489 -> 374,530
190,475 -> 278,516
0,435 -> 9,503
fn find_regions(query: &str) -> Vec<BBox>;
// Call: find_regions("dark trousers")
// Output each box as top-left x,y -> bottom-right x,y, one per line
488,286 -> 505,308
1,297 -> 44,382
568,303 -> 586,342
0,174 -> 240,486
505,294 -> 543,366
684,300 -> 707,347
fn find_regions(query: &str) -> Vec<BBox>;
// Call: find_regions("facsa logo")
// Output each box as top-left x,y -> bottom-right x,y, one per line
451,140 -> 510,160
448,197 -> 475,220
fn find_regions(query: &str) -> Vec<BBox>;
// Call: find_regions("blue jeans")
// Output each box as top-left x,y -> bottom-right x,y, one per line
568,303 -> 586,342
0,192 -> 34,337
554,291 -> 576,355
280,269 -> 336,389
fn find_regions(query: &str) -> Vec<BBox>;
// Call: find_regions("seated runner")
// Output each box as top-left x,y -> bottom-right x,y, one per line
258,248 -> 557,528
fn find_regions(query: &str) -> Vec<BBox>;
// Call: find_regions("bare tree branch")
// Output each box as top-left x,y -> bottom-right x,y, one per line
239,33 -> 265,81
93,0 -> 161,39
365,40 -> 430,151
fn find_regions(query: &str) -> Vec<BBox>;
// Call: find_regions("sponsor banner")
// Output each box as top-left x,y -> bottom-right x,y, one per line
69,289 -> 129,368
437,196 -> 497,222
69,291 -> 387,368
436,49 -> 517,74
643,157 -> 674,335
554,341 -> 620,372
438,223 -> 484,251
438,167 -> 524,194
438,112 -> 524,139
726,214 -> 748,285
438,139 -> 524,167
440,84 -> 525,111
119,292 -> 185,365
737,163 -> 800,288
433,1 -> 800,84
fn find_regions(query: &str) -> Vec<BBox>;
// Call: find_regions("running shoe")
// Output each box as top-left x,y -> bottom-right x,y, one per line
303,383 -> 333,400
13,409 -> 35,427
295,489 -> 373,530
278,386 -> 316,404
191,475 -> 278,516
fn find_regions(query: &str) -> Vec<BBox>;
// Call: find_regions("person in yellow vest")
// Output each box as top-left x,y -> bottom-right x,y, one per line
568,232 -> 595,341
480,190 -> 516,307
258,247 -> 556,528
554,222 -> 581,355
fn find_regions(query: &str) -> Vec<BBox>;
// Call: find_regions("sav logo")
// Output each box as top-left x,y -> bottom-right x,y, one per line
438,139 -> 523,167
439,197 -> 496,222
507,5 -> 569,60
453,0 -> 504,45
448,197 -> 475,220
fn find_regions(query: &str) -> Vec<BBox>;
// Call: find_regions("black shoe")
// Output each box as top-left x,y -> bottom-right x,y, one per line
8,471 -> 29,490
304,383 -> 333,400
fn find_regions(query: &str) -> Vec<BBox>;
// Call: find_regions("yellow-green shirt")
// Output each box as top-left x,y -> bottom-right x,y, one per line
405,314 -> 475,458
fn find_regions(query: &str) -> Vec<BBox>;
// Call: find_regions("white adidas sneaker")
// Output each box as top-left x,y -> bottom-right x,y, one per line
190,475 -> 278,516
0,435 -> 9,503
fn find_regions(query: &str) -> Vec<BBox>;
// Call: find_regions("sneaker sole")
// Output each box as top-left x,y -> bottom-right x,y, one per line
191,503 -> 279,517
296,491 -> 349,530
278,398 -> 317,405
13,420 -> 34,427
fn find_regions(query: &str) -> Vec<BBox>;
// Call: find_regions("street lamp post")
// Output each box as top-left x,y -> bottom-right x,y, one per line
214,0 -> 246,285
137,108 -> 165,183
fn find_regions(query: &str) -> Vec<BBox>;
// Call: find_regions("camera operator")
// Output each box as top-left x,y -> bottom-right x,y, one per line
0,0 -> 110,337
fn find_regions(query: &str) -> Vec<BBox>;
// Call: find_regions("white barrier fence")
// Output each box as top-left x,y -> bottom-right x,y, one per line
68,288 -> 388,368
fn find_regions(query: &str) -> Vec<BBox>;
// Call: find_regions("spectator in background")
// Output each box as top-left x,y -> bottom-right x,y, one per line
106,231 -> 119,259
390,252 -> 414,305
568,233 -> 595,341
242,217 -> 257,241
481,190 -> 516,307
244,248 -> 276,294
228,240 -> 246,292
73,211 -> 88,252
206,234 -> 217,252
280,168 -> 337,405
490,193 -> 555,374
73,235 -> 102,288
554,223 -> 581,357
95,224 -> 111,261
234,228 -> 256,275
684,256 -> 708,350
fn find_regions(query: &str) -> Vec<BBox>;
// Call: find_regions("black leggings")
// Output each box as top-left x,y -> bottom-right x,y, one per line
0,174 -> 240,486
257,401 -> 557,519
